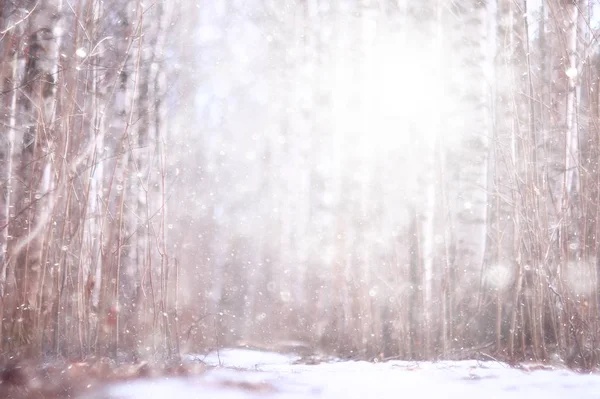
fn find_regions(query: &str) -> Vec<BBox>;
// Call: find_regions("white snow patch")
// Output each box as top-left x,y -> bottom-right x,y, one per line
484,263 -> 514,291
565,67 -> 578,79
190,348 -> 301,368
76,48 -> 87,58
86,349 -> 600,399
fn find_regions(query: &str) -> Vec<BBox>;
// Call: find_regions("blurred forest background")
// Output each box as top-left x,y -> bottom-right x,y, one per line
1,0 -> 600,369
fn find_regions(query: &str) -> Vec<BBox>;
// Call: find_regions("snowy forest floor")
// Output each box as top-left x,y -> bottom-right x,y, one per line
1,347 -> 600,398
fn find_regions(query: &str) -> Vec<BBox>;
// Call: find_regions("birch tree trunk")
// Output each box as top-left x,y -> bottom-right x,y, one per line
492,0 -> 528,357
82,0 -> 108,353
6,1 -> 63,354
445,0 -> 494,346
0,2 -> 26,351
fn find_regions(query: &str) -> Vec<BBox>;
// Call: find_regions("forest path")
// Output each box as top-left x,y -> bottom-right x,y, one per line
82,348 -> 600,398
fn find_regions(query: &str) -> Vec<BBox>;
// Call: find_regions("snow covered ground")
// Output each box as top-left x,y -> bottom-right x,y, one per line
82,348 -> 600,398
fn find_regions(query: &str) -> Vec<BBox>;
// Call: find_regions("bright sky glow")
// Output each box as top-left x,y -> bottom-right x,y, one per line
331,33 -> 452,160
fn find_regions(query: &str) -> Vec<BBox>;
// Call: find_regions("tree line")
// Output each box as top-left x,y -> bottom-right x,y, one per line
1,0 -> 599,370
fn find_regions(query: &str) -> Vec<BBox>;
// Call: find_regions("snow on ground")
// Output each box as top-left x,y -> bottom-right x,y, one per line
82,348 -> 600,398
194,348 -> 302,369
